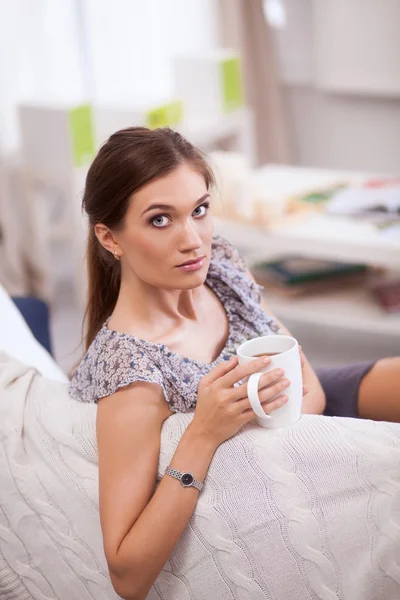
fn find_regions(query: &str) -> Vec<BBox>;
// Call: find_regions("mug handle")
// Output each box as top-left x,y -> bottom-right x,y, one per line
247,372 -> 272,420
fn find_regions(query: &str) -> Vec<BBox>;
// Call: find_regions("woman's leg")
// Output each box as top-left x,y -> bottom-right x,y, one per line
358,357 -> 400,422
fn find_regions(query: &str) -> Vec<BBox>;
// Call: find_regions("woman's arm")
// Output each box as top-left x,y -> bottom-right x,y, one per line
97,382 -> 216,600
97,354 -> 283,600
247,270 -> 326,414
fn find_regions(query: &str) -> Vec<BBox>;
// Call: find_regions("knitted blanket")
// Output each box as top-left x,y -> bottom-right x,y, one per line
1,353 -> 400,600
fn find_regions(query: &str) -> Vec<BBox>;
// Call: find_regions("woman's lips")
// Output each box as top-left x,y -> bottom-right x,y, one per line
177,256 -> 205,272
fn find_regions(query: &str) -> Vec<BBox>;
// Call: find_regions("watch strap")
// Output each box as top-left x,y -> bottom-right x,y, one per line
165,466 -> 203,492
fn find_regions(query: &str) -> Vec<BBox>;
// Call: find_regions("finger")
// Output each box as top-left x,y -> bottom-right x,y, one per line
259,369 -> 285,389
230,368 -> 284,401
219,356 -> 271,389
200,356 -> 238,387
235,378 -> 290,413
258,378 -> 290,403
240,394 -> 289,421
299,346 -> 305,368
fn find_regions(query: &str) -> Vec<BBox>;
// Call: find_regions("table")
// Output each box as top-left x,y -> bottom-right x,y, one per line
214,165 -> 400,347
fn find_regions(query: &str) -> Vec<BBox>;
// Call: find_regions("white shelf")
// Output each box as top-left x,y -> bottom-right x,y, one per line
214,169 -> 400,269
216,213 -> 400,269
267,214 -> 400,269
214,215 -> 400,341
262,288 -> 400,339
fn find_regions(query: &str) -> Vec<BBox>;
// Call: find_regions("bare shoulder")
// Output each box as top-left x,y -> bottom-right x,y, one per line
97,380 -> 172,429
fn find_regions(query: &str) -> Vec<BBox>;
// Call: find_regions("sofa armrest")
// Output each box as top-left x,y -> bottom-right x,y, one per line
12,296 -> 53,356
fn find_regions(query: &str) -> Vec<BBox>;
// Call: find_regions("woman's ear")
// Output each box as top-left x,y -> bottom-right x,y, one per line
94,224 -> 123,258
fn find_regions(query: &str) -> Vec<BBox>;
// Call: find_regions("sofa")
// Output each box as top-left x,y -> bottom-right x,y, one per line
1,286 -> 400,600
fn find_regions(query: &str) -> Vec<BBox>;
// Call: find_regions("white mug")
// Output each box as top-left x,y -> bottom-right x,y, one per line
236,335 -> 303,429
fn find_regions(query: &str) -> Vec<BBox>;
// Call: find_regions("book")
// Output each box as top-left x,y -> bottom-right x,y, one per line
327,179 -> 400,223
251,256 -> 368,287
287,183 -> 348,214
370,279 -> 400,313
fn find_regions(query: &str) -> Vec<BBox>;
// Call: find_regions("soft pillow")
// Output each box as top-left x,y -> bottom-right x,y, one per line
1,352 -> 400,600
0,285 -> 67,382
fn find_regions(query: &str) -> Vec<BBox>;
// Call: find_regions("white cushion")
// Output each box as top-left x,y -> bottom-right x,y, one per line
0,284 -> 67,382
1,353 -> 400,600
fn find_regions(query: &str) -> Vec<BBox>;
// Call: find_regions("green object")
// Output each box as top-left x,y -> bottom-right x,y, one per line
298,184 -> 348,204
302,191 -> 331,204
146,100 -> 184,130
68,104 -> 95,167
252,257 -> 368,286
221,57 -> 244,112
165,100 -> 184,125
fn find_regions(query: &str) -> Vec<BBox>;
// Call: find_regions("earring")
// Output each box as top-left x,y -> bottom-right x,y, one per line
113,251 -> 120,261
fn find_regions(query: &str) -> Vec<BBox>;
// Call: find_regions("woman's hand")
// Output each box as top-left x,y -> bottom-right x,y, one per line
190,356 -> 289,448
299,346 -> 309,397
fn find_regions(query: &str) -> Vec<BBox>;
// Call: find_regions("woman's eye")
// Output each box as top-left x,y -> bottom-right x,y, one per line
151,203 -> 209,227
193,203 -> 209,218
151,215 -> 169,228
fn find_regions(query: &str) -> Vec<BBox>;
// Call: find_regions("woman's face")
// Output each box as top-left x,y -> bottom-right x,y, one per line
112,163 -> 214,290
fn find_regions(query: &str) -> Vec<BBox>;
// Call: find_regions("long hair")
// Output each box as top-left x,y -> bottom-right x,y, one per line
82,126 -> 215,351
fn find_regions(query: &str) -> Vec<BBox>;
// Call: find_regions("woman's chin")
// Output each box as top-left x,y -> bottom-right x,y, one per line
174,268 -> 208,288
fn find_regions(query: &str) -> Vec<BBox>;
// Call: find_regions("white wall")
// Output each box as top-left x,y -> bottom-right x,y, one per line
283,87 -> 400,174
272,0 -> 400,173
0,0 -> 85,153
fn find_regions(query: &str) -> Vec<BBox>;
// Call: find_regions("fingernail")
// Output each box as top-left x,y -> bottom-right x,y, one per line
262,357 -> 270,364
280,395 -> 288,402
281,379 -> 290,388
276,368 -> 284,376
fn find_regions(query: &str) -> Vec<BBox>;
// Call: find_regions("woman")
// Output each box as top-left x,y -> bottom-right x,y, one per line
70,127 -> 399,600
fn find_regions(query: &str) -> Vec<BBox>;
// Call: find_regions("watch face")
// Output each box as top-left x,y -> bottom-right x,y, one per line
181,473 -> 194,486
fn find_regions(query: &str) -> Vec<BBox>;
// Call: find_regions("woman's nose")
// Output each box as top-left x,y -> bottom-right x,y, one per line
178,220 -> 202,251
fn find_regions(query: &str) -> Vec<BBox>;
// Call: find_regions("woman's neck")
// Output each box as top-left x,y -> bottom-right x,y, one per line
109,274 -> 205,339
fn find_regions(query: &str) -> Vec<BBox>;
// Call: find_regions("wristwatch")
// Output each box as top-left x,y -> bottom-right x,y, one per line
165,466 -> 204,492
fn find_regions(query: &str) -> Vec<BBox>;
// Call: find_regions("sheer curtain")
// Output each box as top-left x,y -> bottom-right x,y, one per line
0,0 -> 218,152
81,0 -> 218,105
217,0 -> 291,164
0,0 -> 84,153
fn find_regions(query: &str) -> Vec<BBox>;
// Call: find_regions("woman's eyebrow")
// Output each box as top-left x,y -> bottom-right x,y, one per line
141,193 -> 210,217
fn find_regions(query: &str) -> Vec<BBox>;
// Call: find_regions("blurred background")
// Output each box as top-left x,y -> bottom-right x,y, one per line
0,0 -> 399,374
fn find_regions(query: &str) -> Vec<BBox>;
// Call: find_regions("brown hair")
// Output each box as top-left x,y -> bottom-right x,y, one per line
82,126 -> 215,351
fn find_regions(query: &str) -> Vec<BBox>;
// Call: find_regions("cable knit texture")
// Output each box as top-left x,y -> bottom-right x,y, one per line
1,353 -> 400,600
